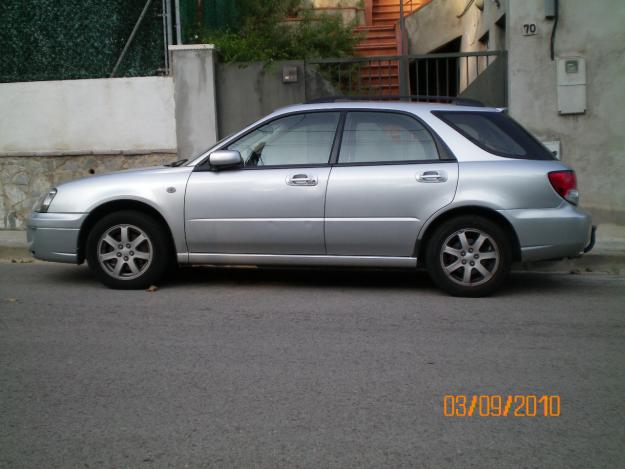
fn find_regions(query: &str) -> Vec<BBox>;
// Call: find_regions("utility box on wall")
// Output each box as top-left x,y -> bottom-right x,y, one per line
557,56 -> 586,115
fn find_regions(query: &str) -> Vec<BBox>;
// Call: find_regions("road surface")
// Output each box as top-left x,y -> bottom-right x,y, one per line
1,263 -> 624,467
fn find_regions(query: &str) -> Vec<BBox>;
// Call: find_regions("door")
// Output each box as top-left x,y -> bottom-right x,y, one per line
325,111 -> 458,257
185,111 -> 340,254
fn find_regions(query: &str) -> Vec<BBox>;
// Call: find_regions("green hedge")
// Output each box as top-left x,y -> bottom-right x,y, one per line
0,0 -> 165,83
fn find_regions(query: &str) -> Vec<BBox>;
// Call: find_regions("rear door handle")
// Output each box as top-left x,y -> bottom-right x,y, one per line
287,173 -> 318,186
417,170 -> 447,183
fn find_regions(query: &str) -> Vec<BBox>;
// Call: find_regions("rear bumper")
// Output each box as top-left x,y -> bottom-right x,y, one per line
27,212 -> 86,263
583,225 -> 596,253
499,203 -> 592,262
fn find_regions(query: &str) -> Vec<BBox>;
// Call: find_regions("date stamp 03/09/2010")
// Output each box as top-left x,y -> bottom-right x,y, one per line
443,394 -> 561,417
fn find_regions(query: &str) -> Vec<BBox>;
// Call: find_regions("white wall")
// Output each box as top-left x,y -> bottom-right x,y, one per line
0,77 -> 176,155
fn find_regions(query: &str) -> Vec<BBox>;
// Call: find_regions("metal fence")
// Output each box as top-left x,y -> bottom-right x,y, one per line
305,50 -> 506,105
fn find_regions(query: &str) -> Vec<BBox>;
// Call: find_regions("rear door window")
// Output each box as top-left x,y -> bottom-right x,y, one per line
338,111 -> 440,164
433,111 -> 555,160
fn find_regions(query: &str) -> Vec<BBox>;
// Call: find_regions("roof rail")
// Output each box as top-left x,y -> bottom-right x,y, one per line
304,95 -> 485,107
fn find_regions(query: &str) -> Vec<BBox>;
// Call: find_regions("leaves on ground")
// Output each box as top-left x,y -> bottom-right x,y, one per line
146,285 -> 159,293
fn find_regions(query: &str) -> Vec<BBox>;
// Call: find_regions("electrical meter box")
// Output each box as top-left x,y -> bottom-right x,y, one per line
557,56 -> 586,115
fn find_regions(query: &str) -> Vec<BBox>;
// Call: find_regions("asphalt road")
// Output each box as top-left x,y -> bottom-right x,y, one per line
1,263 -> 624,468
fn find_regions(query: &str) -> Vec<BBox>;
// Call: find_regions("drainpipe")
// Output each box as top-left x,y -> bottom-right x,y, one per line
174,0 -> 182,44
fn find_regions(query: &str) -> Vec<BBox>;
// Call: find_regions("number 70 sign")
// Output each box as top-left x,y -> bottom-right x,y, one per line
522,23 -> 537,35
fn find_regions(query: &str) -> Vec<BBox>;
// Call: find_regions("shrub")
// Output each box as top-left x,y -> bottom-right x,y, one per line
189,0 -> 360,63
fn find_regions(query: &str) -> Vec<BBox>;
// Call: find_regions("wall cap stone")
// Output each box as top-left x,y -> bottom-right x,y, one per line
0,149 -> 177,158
169,44 -> 216,51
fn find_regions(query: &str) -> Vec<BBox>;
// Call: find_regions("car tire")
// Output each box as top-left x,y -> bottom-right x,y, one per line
425,216 -> 512,297
86,210 -> 171,289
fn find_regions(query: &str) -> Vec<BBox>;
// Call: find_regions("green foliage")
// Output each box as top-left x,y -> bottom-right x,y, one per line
191,1 -> 360,64
0,0 -> 165,83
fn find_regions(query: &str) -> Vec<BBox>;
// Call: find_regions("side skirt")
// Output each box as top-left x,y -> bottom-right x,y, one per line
177,253 -> 417,268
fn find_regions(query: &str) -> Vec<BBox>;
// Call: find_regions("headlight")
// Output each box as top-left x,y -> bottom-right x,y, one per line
36,188 -> 57,213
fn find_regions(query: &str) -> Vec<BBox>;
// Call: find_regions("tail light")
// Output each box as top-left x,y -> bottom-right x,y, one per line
548,170 -> 579,205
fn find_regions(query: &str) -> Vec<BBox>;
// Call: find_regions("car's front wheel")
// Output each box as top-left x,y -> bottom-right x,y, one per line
425,216 -> 512,297
86,210 -> 170,289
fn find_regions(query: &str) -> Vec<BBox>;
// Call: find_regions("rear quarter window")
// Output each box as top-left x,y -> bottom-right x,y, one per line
432,111 -> 555,160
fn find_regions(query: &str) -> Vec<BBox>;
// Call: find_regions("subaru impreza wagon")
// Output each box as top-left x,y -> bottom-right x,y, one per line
28,100 -> 594,296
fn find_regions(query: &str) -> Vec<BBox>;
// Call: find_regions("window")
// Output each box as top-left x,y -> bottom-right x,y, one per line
227,112 -> 339,167
338,112 -> 439,164
433,111 -> 555,160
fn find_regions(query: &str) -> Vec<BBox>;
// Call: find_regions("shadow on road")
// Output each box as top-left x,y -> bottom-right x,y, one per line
37,262 -> 598,297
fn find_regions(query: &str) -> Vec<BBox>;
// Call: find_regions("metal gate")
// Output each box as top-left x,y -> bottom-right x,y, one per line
304,50 -> 507,106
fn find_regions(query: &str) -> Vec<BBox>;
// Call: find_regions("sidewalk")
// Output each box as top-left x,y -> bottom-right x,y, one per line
1,225 -> 625,273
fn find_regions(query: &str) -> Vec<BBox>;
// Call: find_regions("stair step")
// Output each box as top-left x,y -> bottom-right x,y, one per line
372,19 -> 399,26
373,5 -> 402,14
374,11 -> 401,20
361,60 -> 400,67
374,0 -> 421,7
360,37 -> 397,47
357,29 -> 396,39
355,41 -> 397,49
355,24 -> 396,32
358,76 -> 400,86
360,68 -> 399,77
356,49 -> 398,57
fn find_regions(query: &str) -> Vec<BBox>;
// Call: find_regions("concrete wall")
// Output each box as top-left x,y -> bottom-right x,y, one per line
216,61 -> 337,138
404,0 -> 507,97
507,0 -> 625,222
0,77 -> 176,155
216,61 -> 305,137
405,0 -> 506,54
170,44 -> 219,159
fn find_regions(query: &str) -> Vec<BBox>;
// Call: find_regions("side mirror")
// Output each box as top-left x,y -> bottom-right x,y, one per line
209,150 -> 243,169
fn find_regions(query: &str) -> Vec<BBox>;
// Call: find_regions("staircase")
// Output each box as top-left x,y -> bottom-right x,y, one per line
353,0 -> 428,95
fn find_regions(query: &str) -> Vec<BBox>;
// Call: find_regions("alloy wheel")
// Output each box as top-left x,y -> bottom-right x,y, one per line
439,228 -> 500,286
97,224 -> 153,280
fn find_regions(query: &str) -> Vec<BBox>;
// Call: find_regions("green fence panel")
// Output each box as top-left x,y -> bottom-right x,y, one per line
179,0 -> 239,41
0,0 -> 165,83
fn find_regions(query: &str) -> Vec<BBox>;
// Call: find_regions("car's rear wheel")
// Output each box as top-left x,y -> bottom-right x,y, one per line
86,210 -> 170,289
425,216 -> 512,297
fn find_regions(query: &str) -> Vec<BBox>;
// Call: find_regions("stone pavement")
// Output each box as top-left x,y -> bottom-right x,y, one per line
1,224 -> 624,274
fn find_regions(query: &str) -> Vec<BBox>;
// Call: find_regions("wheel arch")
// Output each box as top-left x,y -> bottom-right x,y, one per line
416,205 -> 522,265
77,199 -> 176,264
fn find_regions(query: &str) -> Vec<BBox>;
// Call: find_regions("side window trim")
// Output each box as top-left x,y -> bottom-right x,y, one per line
196,110 -> 341,171
194,108 -> 456,172
334,109 -> 453,166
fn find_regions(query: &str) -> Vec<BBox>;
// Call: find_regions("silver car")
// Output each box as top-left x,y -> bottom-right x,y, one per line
28,101 -> 594,296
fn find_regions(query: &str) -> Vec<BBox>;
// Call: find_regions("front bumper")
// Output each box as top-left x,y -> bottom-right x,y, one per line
499,202 -> 593,262
27,212 -> 87,263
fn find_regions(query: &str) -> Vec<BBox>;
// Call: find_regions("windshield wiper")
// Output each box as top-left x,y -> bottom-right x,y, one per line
164,159 -> 188,167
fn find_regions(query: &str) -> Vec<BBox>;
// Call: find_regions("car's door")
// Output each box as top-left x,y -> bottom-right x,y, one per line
185,111 -> 340,254
325,110 -> 458,257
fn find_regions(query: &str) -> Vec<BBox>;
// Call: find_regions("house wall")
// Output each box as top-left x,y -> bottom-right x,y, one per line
405,0 -> 506,55
507,0 -> 625,223
404,0 -> 507,95
405,0 -> 625,223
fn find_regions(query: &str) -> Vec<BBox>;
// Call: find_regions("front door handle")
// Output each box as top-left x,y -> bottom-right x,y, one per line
417,170 -> 447,183
287,173 -> 318,186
